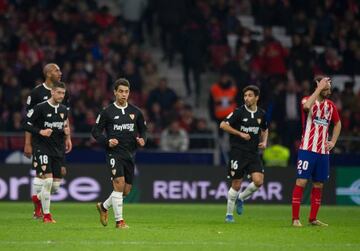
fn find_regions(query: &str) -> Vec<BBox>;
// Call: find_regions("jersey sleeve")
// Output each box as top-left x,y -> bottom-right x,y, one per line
300,96 -> 309,111
136,110 -> 148,142
91,109 -> 108,147
25,89 -> 38,111
331,103 -> 340,124
63,91 -> 71,111
260,112 -> 268,130
223,108 -> 241,127
23,105 -> 41,134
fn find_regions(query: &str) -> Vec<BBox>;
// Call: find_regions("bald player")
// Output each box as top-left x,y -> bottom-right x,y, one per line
24,63 -> 72,219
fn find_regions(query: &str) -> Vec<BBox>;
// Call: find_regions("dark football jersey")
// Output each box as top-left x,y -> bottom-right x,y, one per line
91,102 -> 147,160
23,101 -> 68,157
224,105 -> 268,153
26,83 -> 70,111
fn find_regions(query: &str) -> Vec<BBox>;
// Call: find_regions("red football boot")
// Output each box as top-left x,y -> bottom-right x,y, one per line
32,195 -> 42,219
43,213 -> 56,223
116,219 -> 129,229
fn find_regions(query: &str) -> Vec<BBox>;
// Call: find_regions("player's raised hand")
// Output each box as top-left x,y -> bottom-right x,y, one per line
317,77 -> 331,91
325,141 -> 335,151
108,138 -> 119,147
136,137 -> 145,147
40,128 -> 53,137
258,142 -> 267,149
239,132 -> 251,141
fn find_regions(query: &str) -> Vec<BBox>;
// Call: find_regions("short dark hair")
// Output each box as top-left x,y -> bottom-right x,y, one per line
113,78 -> 130,91
243,85 -> 260,96
52,81 -> 66,90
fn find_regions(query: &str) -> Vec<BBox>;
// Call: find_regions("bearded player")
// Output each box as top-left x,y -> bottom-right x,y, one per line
292,76 -> 341,227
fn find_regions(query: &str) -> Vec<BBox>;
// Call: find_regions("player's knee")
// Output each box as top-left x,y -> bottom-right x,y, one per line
43,178 -> 53,192
123,185 -> 132,196
231,179 -> 242,191
312,182 -> 324,189
51,181 -> 61,194
296,179 -> 307,187
253,177 -> 263,187
253,180 -> 263,187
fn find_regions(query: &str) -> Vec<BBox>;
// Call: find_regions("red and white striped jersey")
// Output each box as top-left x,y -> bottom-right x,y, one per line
299,96 -> 340,154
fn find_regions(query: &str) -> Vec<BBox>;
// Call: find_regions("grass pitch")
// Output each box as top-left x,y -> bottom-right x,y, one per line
0,202 -> 359,251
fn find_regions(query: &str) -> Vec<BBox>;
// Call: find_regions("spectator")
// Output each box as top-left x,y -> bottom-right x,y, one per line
189,118 -> 214,149
179,104 -> 196,132
160,120 -> 189,152
209,72 -> 238,127
146,77 -> 178,118
261,26 -> 288,78
273,80 -> 302,157
180,19 -> 208,106
140,62 -> 160,96
341,81 -> 357,112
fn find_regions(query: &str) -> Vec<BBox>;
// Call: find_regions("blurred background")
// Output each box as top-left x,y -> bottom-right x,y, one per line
0,0 -> 359,205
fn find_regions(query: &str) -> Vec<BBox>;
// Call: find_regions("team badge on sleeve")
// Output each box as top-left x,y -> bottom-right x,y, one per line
129,114 -> 135,120
27,109 -> 34,118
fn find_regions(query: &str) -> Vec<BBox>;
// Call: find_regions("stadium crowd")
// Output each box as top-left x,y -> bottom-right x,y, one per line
0,0 -> 359,154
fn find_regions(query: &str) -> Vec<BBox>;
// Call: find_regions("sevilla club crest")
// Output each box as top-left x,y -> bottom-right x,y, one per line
129,114 -> 135,120
60,113 -> 64,119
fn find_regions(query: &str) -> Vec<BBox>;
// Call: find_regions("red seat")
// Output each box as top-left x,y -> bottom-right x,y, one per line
9,136 -> 24,150
0,136 -> 8,150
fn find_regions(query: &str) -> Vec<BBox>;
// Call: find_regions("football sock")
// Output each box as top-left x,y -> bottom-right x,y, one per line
309,187 -> 322,222
103,195 -> 112,210
40,178 -> 53,214
51,181 -> 61,194
111,191 -> 123,221
292,185 -> 304,220
32,177 -> 44,196
226,188 -> 239,215
238,182 -> 259,200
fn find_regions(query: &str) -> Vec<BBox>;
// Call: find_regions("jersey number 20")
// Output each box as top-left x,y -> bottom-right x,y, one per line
297,160 -> 309,170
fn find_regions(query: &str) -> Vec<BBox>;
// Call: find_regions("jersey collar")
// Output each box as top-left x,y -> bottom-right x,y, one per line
245,105 -> 257,118
47,100 -> 59,108
43,83 -> 52,90
114,102 -> 128,114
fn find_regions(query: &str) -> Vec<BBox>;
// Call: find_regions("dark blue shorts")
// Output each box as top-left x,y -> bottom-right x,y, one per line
296,149 -> 330,182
